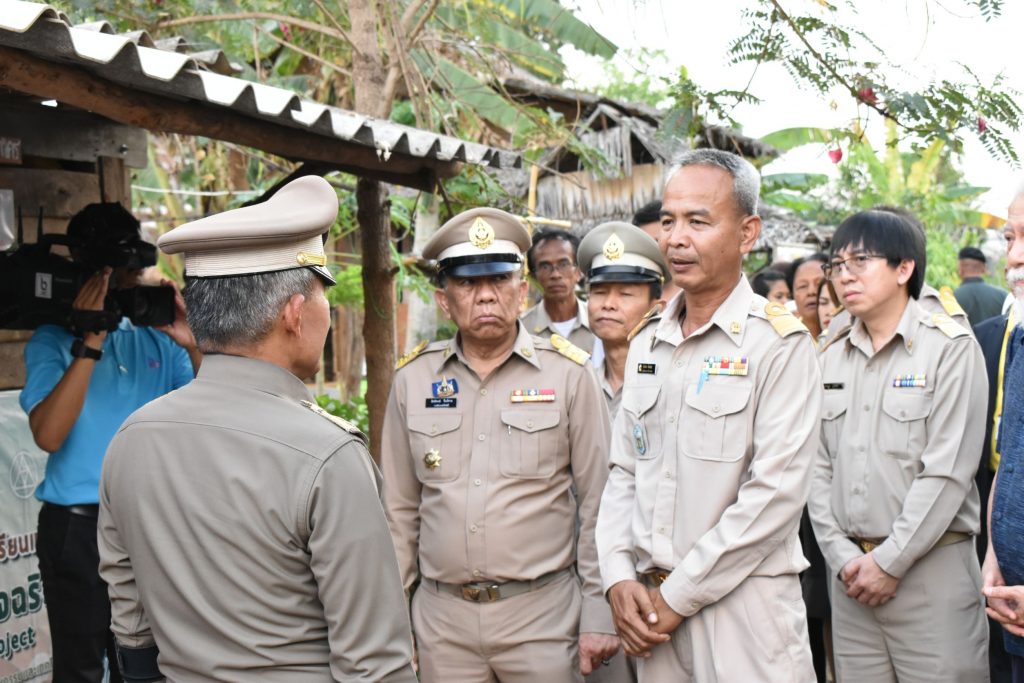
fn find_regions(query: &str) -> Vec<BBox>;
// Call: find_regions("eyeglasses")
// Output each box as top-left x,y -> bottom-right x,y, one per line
822,254 -> 886,280
534,260 -> 576,275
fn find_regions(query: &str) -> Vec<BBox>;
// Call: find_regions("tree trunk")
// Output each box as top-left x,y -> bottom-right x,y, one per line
356,178 -> 393,461
405,194 -> 440,350
350,0 -> 393,463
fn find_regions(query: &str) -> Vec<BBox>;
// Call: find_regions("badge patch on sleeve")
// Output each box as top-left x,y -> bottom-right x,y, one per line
510,389 -> 556,403
892,373 -> 926,388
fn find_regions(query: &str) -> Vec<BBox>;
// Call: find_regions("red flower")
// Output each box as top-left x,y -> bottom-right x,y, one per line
857,87 -> 877,105
978,117 -> 988,133
828,148 -> 843,164
279,22 -> 292,40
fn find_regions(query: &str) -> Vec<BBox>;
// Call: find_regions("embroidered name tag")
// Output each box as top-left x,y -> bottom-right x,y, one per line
892,374 -> 926,388
510,389 -> 556,403
637,363 -> 657,375
425,398 -> 457,408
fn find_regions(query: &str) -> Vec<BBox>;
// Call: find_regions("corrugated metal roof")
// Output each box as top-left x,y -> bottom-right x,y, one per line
0,0 -> 520,174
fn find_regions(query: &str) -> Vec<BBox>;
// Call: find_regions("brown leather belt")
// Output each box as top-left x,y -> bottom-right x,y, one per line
640,568 -> 671,587
849,530 -> 971,555
427,568 -> 567,603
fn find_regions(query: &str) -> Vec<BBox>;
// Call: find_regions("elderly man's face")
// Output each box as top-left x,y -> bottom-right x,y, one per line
435,271 -> 528,344
1006,194 -> 1024,306
661,165 -> 760,296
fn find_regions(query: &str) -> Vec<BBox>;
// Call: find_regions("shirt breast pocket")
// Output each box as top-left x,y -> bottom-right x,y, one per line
499,409 -> 561,479
880,391 -> 932,460
681,383 -> 751,462
407,413 -> 463,482
821,391 -> 849,457
622,385 -> 661,460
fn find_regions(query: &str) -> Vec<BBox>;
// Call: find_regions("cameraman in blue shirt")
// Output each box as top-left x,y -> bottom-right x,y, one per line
20,204 -> 199,682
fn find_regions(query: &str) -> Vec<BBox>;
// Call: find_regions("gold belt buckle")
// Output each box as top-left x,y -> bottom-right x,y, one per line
860,540 -> 877,553
644,570 -> 669,586
461,583 -> 501,602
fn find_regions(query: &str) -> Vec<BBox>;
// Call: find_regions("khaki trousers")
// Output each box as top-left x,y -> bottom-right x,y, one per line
413,570 -> 583,683
830,540 -> 988,683
637,574 -> 815,683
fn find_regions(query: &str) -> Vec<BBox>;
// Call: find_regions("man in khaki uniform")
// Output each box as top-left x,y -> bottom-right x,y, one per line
382,208 -> 618,682
521,229 -> 598,355
809,209 -> 988,682
579,222 -> 669,420
596,149 -> 819,682
578,223 -> 668,683
98,176 -> 417,682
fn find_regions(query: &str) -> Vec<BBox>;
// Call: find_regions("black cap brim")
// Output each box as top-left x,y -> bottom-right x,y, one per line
587,265 -> 662,285
310,265 -> 336,286
445,261 -> 522,278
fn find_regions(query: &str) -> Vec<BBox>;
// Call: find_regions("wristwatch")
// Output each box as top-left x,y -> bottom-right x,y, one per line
70,339 -> 103,361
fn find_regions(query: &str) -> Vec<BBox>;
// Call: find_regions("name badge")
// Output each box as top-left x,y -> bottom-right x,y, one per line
425,398 -> 457,408
823,382 -> 844,390
637,363 -> 657,375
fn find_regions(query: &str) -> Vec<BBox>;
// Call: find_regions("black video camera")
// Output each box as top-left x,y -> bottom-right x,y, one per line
0,203 -> 175,333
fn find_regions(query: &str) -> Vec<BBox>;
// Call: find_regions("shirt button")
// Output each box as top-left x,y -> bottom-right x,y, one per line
527,420 -> 534,428
658,527 -> 666,534
825,411 -> 834,418
858,446 -> 865,453
668,416 -> 675,423
470,524 -> 478,533
664,472 -> 671,479
691,601 -> 699,610
431,425 -> 438,434
712,405 -> 721,413
473,569 -> 482,577
863,405 -> 870,412
474,479 -> 482,486
1007,465 -> 1015,474
994,511 -> 1003,521
675,361 -> 683,368
480,388 -> 488,396
899,410 -> 907,418
478,434 -> 486,441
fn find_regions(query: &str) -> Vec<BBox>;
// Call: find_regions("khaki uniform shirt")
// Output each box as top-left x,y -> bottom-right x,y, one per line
521,297 -> 597,354
98,355 -> 416,683
599,360 -> 622,420
597,277 -> 822,617
808,299 -> 986,578
382,323 -> 614,633
824,283 -> 971,345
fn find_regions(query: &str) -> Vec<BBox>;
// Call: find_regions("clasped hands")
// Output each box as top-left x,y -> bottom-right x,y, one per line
840,553 -> 899,607
607,580 -> 683,657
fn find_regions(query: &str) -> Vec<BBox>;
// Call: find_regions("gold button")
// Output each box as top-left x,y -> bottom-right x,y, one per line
521,347 -> 533,358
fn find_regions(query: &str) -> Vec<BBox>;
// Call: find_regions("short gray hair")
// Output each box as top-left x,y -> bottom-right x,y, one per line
184,268 -> 320,352
665,149 -> 761,216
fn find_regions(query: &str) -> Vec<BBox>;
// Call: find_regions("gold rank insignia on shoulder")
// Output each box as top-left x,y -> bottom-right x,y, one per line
396,339 -> 428,370
764,301 -> 808,337
510,388 -> 556,403
931,312 -> 968,339
628,305 -> 661,342
603,233 -> 625,261
300,400 -> 363,436
937,286 -> 967,318
424,448 -> 442,470
549,334 -> 590,366
469,217 -> 495,249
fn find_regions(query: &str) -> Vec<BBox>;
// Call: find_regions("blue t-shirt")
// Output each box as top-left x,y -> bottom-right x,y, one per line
993,324 -> 1024,656
19,319 -> 194,505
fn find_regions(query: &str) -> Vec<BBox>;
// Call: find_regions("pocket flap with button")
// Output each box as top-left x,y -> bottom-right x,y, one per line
822,392 -> 848,421
881,392 -> 932,422
684,383 -> 750,418
500,409 -> 560,433
407,413 -> 462,435
623,385 -> 660,417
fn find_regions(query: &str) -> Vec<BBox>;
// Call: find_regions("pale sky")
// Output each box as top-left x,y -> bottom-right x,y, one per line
563,0 -> 1024,216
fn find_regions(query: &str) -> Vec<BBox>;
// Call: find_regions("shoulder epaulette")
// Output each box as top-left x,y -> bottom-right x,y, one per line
937,286 -> 967,318
300,400 -> 365,438
395,339 -> 429,370
763,301 -> 809,337
549,333 -> 590,366
927,312 -> 970,339
627,304 -> 662,342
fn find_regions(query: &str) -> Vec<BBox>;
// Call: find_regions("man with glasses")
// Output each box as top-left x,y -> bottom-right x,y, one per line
382,208 -> 618,681
522,229 -> 598,356
808,209 -> 988,682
